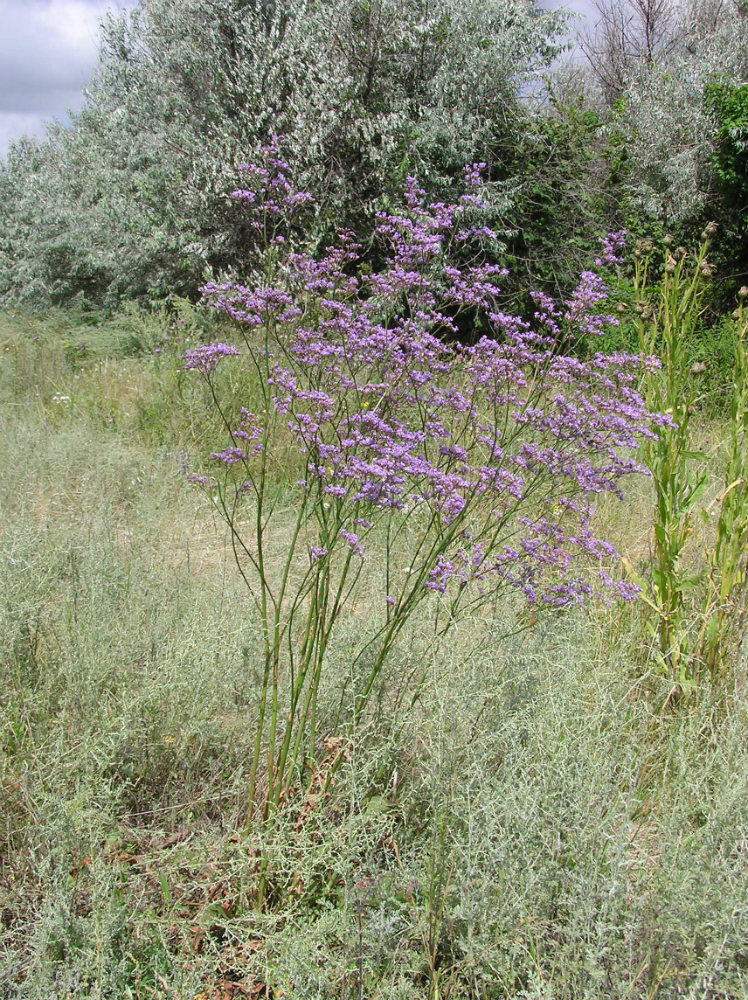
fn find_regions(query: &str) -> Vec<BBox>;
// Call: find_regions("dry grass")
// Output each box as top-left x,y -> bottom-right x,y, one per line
1,308 -> 747,999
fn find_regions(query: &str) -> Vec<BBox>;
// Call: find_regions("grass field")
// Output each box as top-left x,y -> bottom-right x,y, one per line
1,308 -> 747,999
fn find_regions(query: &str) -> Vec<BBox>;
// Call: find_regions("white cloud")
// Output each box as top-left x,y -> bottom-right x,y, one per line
0,111 -> 49,156
36,0 -> 107,54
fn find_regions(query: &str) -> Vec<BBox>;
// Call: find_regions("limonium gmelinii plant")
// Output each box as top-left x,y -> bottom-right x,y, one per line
185,139 -> 666,827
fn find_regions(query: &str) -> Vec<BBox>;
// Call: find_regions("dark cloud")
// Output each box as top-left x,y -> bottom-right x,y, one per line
0,0 -> 136,154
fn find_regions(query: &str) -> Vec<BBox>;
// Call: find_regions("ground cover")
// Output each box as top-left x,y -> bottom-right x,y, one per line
1,307 -> 747,999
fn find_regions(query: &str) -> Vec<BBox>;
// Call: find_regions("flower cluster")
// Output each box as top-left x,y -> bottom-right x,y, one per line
564,270 -> 618,338
187,158 -> 660,608
595,230 -> 627,268
182,342 -> 239,374
232,136 -> 314,234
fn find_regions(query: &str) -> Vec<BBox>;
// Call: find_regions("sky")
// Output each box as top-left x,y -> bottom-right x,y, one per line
0,0 -> 596,159
0,0 -> 135,157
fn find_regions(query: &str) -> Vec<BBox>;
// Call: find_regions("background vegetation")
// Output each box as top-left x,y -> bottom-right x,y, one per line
2,0 -> 748,314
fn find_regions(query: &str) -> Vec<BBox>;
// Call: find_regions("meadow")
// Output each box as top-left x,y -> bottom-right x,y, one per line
3,0 -> 748,991
1,275 -> 747,1000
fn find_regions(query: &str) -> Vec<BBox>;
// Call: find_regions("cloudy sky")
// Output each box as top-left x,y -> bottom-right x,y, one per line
0,0 -> 135,156
0,0 -> 595,159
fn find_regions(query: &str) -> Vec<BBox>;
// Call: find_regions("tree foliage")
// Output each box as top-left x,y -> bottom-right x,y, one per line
581,0 -> 682,102
5,0 -> 748,312
575,0 -> 748,301
0,0 -> 568,309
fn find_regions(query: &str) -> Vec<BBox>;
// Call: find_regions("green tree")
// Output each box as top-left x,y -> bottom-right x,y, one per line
0,0 -> 569,309
495,91 -> 617,302
706,80 -> 748,276
568,0 -> 748,305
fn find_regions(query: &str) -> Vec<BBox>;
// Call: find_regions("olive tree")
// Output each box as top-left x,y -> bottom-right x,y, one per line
0,0 -> 569,309
581,0 -> 682,102
616,1 -> 745,221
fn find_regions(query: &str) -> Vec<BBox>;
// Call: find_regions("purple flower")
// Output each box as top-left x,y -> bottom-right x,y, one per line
182,342 -> 239,374
233,136 -> 314,220
211,446 -> 247,465
340,529 -> 365,557
565,270 -> 616,337
595,230 -> 627,268
463,162 -> 487,187
195,159 -> 664,611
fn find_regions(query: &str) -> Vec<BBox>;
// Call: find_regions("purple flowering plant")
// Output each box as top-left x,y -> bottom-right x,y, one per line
185,140 -> 665,825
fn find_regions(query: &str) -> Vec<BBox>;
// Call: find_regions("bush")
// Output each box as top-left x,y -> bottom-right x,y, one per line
184,146 -> 666,832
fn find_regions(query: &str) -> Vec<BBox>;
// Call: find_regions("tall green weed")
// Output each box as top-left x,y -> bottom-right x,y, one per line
621,235 -> 748,695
